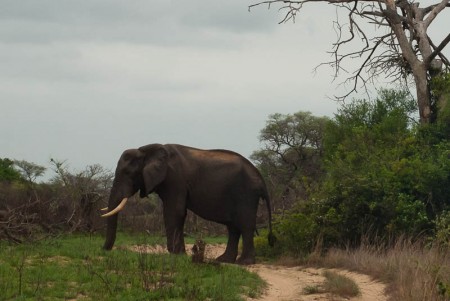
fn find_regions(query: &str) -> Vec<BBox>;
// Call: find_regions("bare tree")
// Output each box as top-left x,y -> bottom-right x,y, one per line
250,0 -> 450,124
50,159 -> 113,232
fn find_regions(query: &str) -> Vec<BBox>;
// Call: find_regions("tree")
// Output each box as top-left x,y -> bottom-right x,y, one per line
250,0 -> 450,124
319,89 -> 449,242
0,158 -> 22,182
13,160 -> 46,186
50,159 -> 113,232
251,111 -> 329,213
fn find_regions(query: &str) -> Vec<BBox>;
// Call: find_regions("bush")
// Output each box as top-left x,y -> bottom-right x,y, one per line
435,211 -> 450,248
274,212 -> 319,256
255,211 -> 319,258
256,88 -> 450,256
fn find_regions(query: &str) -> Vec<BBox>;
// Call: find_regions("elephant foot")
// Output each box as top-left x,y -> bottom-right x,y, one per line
216,253 -> 237,264
167,243 -> 186,254
236,256 -> 255,265
168,249 -> 186,255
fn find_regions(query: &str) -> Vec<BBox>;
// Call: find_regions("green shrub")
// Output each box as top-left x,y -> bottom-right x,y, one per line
258,89 -> 450,256
255,211 -> 320,258
435,211 -> 450,247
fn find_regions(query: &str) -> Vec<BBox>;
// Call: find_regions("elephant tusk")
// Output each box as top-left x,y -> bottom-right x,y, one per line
100,207 -> 109,211
101,198 -> 128,218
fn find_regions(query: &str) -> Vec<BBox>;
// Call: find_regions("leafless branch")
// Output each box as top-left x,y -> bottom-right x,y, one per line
427,33 -> 450,64
423,0 -> 449,28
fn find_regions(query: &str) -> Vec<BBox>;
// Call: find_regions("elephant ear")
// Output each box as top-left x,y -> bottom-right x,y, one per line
140,145 -> 168,197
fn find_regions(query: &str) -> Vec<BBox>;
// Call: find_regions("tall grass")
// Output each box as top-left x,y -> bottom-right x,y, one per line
307,236 -> 450,301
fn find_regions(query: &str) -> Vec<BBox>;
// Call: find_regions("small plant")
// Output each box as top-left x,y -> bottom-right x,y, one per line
301,270 -> 360,298
303,284 -> 322,294
322,270 -> 360,298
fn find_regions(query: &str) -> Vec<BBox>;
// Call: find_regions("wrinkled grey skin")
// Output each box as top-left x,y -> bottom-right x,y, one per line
103,144 -> 274,264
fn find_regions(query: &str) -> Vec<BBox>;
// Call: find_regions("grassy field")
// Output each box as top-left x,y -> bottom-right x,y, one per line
0,233 -> 264,301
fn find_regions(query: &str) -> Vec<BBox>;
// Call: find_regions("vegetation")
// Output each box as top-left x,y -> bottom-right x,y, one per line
0,234 -> 263,301
0,158 -> 22,182
253,76 -> 450,300
0,160 -> 114,243
303,270 -> 360,298
254,87 -> 450,257
251,112 -> 329,214
321,270 -> 360,298
1,75 -> 449,300
308,237 -> 450,301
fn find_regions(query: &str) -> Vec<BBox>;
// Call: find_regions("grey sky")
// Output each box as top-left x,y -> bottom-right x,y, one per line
1,1 -> 449,179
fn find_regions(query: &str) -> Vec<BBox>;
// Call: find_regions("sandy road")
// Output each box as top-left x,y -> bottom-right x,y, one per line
246,264 -> 387,301
131,243 -> 387,301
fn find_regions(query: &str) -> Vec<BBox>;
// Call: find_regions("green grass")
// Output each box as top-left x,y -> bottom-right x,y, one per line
0,233 -> 263,301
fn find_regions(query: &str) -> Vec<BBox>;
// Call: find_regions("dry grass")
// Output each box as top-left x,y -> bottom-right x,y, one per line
302,270 -> 360,298
322,270 -> 361,298
307,237 -> 450,301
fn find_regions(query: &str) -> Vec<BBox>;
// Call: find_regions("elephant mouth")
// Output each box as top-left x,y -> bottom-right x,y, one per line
100,198 -> 128,218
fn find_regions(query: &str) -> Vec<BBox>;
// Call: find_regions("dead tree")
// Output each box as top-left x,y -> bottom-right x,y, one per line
250,0 -> 450,124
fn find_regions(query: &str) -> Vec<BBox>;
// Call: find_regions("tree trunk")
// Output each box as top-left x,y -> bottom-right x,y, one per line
413,65 -> 432,124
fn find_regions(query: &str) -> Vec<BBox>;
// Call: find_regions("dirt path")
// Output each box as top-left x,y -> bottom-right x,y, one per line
246,265 -> 387,301
131,244 -> 387,301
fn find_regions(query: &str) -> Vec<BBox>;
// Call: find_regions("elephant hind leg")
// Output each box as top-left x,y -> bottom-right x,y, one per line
236,229 -> 255,265
216,225 -> 240,263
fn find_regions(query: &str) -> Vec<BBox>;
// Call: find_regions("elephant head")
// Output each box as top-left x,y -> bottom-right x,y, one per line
102,144 -> 168,250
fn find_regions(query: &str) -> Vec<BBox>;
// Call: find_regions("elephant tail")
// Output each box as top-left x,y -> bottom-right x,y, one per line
262,189 -> 276,247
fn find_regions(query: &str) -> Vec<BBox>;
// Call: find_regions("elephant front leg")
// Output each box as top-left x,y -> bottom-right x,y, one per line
216,225 -> 240,263
166,228 -> 185,254
164,208 -> 187,254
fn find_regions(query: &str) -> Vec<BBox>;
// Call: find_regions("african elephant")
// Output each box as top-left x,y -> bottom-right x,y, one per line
101,143 -> 275,264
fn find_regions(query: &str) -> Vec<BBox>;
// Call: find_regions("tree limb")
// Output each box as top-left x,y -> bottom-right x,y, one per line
423,0 -> 449,27
427,33 -> 450,64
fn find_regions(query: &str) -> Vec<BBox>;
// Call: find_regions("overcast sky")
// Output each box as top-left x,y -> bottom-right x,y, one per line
1,0 -> 449,179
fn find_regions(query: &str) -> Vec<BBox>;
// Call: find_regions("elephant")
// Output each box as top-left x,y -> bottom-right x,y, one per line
101,143 -> 275,264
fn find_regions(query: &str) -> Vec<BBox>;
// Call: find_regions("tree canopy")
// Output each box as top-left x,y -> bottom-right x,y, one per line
251,112 -> 329,213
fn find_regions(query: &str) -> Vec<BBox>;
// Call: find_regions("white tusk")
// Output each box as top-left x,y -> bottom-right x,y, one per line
101,198 -> 128,218
100,207 -> 109,211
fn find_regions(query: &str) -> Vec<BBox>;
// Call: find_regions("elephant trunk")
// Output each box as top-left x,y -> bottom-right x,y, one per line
102,183 -> 128,250
103,214 -> 118,250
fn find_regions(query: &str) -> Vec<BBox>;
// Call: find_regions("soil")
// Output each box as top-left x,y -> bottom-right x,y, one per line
130,243 -> 387,301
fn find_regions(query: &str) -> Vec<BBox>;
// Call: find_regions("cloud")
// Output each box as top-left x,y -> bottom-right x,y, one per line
0,0 -> 276,47
3,0 -> 447,180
